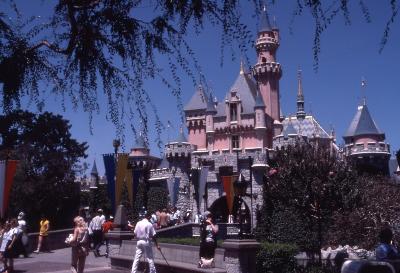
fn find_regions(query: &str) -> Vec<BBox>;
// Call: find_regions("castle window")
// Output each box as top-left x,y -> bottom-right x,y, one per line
262,57 -> 266,63
230,103 -> 237,121
232,135 -> 240,149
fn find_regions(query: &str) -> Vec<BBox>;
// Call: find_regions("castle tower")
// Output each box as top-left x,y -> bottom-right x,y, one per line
89,160 -> 99,188
252,6 -> 282,134
343,100 -> 390,175
296,69 -> 306,120
205,93 -> 217,152
164,128 -> 194,213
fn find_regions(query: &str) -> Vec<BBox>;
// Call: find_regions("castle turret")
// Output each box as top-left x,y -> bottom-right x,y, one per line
205,93 -> 217,133
296,69 -> 306,120
90,160 -> 99,188
254,91 -> 266,130
343,100 -> 390,175
252,6 -> 282,123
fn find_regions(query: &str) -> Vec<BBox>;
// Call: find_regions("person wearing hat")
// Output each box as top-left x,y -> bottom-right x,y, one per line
102,216 -> 114,258
88,209 -> 105,257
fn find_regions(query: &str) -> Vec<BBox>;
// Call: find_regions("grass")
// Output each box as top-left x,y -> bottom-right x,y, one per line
157,237 -> 223,247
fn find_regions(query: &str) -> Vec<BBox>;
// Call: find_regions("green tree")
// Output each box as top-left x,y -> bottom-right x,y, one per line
0,1 -> 397,137
147,186 -> 169,215
258,144 -> 360,255
0,110 -> 87,230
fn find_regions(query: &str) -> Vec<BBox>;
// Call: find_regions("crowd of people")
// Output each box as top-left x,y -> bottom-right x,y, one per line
0,212 -> 29,273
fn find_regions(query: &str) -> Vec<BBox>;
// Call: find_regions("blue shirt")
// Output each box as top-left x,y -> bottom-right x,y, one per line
376,243 -> 400,260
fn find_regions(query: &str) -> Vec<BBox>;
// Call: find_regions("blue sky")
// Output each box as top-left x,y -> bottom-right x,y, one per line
7,1 -> 400,175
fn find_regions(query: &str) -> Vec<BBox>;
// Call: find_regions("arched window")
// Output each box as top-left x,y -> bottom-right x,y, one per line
261,57 -> 267,63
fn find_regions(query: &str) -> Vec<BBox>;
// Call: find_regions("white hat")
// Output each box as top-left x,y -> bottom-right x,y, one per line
18,212 -> 25,220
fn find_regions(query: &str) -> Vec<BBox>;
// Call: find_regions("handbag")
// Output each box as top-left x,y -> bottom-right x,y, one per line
65,234 -> 77,247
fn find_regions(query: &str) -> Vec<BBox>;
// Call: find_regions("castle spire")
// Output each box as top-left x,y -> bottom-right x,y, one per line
240,59 -> 245,75
259,4 -> 272,32
296,68 -> 306,120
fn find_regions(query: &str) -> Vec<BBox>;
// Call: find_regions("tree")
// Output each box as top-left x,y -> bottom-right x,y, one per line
0,1 -> 397,139
258,143 -> 360,255
1,110 -> 87,230
327,175 -> 400,250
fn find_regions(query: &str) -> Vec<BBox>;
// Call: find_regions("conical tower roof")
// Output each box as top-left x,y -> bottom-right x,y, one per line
90,160 -> 98,176
344,103 -> 383,138
206,93 -> 217,113
259,6 -> 272,32
133,133 -> 147,149
184,85 -> 207,111
170,127 -> 188,144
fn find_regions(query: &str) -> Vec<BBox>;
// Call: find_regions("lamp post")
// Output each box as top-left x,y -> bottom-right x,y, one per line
234,172 -> 248,239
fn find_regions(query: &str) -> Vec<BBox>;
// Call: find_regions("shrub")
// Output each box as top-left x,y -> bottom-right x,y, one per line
256,242 -> 299,273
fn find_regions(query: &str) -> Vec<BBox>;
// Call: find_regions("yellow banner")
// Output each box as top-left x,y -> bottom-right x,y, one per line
115,153 -> 133,207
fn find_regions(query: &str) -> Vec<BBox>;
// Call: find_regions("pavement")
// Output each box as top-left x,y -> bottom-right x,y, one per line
11,245 -> 130,273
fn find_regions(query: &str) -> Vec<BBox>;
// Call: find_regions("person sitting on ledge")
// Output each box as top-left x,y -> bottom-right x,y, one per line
375,227 -> 400,260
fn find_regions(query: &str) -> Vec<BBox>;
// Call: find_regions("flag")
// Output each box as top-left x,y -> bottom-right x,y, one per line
198,166 -> 209,209
103,154 -> 116,213
0,161 -> 6,218
1,160 -> 18,217
168,177 -> 180,206
132,169 -> 141,201
361,77 -> 366,87
115,153 -> 133,207
222,175 -> 236,214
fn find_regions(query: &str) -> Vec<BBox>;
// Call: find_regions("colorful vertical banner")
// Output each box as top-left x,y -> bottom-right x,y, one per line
221,175 -> 235,214
115,153 -> 133,207
132,169 -> 141,202
198,166 -> 209,209
0,161 -> 6,218
103,154 -> 116,213
168,177 -> 180,206
191,168 -> 200,212
1,160 -> 19,217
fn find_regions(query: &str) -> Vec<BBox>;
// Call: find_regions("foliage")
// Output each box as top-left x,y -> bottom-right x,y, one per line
327,175 -> 400,249
0,1 -> 397,140
120,181 -> 134,220
259,143 -> 359,253
1,110 -> 87,230
256,242 -> 299,273
132,180 -> 145,223
147,186 -> 169,215
80,184 -> 112,217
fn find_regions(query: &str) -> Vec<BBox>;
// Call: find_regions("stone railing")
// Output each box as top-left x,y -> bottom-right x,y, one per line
345,143 -> 390,156
26,228 -> 73,253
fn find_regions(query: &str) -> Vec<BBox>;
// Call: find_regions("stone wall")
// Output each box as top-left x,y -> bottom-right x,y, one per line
26,228 -> 73,253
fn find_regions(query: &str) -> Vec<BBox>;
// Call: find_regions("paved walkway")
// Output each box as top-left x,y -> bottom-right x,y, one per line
11,246 -> 130,273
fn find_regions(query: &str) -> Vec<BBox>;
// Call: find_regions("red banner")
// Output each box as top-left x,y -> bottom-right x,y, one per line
222,175 -> 235,214
3,160 -> 18,215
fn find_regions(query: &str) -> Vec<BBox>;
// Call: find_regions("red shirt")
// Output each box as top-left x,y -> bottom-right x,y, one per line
102,221 -> 114,233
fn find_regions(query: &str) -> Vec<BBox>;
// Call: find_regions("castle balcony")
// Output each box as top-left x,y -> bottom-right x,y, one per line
344,142 -> 391,157
256,36 -> 278,47
149,168 -> 172,181
165,144 -> 194,158
252,62 -> 282,76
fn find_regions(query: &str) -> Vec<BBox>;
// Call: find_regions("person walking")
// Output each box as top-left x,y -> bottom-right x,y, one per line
88,209 -> 105,257
102,216 -> 114,258
131,212 -> 160,273
70,216 -> 89,273
0,221 -> 17,273
34,215 -> 50,253
17,212 -> 28,257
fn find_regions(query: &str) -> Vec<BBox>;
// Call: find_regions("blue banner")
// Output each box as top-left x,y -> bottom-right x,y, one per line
103,154 -> 116,213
